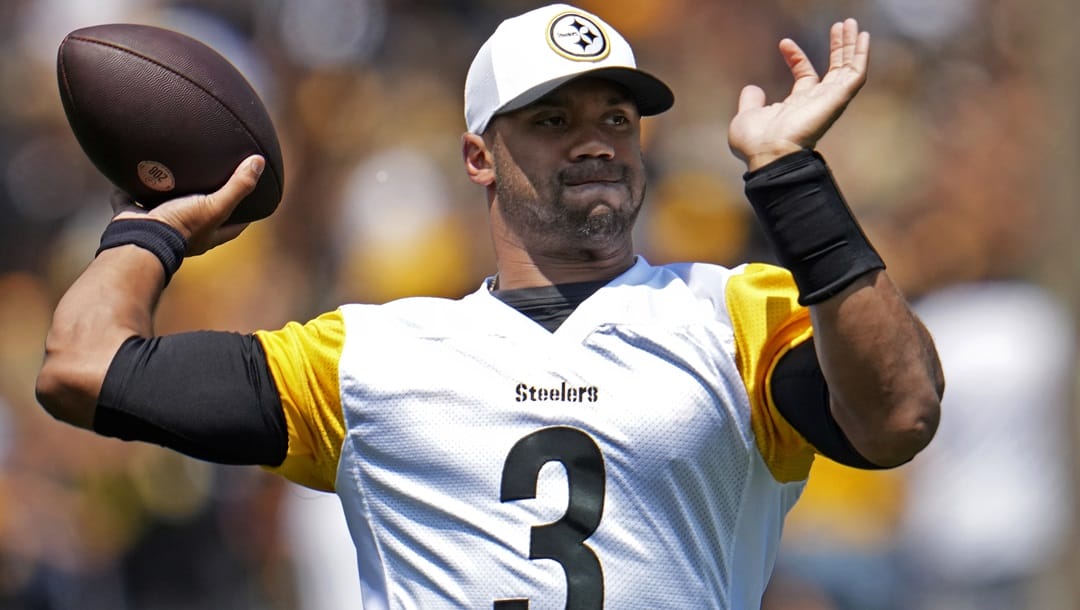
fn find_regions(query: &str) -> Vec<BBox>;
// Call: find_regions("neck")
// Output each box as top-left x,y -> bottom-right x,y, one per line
492,248 -> 635,290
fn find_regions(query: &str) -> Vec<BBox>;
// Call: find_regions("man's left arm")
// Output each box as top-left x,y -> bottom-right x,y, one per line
809,270 -> 942,466
728,19 -> 943,466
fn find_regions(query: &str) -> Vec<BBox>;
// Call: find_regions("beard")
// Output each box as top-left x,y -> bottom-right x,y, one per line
493,155 -> 646,254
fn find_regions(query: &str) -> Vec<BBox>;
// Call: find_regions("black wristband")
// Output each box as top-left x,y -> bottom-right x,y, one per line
743,150 -> 884,305
96,219 -> 188,286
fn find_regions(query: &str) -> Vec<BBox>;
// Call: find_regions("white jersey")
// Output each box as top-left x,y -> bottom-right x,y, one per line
257,257 -> 817,610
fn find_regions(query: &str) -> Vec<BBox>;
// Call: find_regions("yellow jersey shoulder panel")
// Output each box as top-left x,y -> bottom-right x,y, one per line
255,309 -> 346,492
726,263 -> 816,482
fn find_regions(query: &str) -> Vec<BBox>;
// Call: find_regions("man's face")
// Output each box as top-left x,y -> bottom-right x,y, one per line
486,77 -> 647,255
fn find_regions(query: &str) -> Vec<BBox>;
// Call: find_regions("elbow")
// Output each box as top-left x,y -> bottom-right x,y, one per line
840,352 -> 946,469
882,397 -> 940,467
853,391 -> 942,468
35,361 -> 68,423
34,347 -> 99,430
889,356 -> 947,464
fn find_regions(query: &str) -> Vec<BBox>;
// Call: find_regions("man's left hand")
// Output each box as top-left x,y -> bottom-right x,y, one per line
728,18 -> 870,171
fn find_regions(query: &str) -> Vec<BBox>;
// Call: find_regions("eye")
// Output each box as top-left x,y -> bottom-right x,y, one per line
536,115 -> 568,128
605,112 -> 635,129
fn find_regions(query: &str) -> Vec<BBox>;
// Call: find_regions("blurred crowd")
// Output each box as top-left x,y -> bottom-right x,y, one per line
0,0 -> 1077,608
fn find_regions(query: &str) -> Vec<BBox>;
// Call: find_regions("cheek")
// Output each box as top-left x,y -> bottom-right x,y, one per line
494,150 -> 552,197
624,149 -> 647,186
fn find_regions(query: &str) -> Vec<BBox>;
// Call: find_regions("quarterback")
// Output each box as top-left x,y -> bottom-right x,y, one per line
36,4 -> 943,609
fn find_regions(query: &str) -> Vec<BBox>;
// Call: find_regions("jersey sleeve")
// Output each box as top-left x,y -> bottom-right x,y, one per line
254,310 -> 347,492
725,263 -> 816,483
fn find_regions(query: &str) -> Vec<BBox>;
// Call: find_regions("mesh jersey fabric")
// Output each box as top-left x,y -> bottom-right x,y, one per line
256,257 -> 815,609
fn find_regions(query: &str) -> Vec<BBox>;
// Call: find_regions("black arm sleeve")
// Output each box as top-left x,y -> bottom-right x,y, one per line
771,340 -> 884,469
94,331 -> 288,466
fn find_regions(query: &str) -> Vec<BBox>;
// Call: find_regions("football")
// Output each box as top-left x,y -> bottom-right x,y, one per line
56,23 -> 284,224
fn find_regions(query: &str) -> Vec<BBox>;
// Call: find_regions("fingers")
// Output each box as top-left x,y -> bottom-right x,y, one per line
779,37 -> 819,93
829,21 -> 844,70
206,222 -> 250,252
736,85 -> 767,114
206,155 -> 265,223
854,29 -> 870,74
829,18 -> 869,73
843,19 -> 858,64
143,154 -> 264,251
109,189 -> 144,217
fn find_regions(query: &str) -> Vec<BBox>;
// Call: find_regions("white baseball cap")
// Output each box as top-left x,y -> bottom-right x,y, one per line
464,4 -> 674,134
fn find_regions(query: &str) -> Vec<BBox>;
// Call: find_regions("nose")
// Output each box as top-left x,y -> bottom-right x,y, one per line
568,124 -> 615,161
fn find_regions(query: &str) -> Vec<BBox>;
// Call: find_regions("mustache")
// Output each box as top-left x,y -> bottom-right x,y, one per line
559,160 -> 628,185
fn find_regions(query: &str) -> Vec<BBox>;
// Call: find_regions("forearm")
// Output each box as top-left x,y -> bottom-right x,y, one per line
36,245 -> 165,428
743,151 -> 942,466
811,270 -> 943,466
37,157 -> 261,429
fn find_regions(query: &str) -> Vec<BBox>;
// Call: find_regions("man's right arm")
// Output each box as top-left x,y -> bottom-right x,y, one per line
35,156 -> 265,428
93,331 -> 288,465
36,244 -> 168,428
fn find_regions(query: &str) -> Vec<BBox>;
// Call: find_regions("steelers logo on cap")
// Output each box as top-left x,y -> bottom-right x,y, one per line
547,12 -> 610,61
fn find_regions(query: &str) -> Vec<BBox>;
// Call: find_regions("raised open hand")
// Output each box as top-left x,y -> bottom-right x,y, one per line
728,18 -> 869,171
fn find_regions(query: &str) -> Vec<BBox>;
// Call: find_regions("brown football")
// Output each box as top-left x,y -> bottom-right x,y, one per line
56,23 -> 284,224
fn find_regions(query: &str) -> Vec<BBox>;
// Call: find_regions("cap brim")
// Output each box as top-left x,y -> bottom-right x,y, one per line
589,67 -> 674,116
498,66 -> 674,119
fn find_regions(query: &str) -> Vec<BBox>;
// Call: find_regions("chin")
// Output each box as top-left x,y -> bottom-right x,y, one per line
576,207 -> 636,240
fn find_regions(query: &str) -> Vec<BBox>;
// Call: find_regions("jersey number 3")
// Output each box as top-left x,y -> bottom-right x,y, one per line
495,426 -> 606,610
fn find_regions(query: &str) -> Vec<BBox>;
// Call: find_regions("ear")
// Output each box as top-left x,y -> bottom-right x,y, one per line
462,132 -> 495,186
